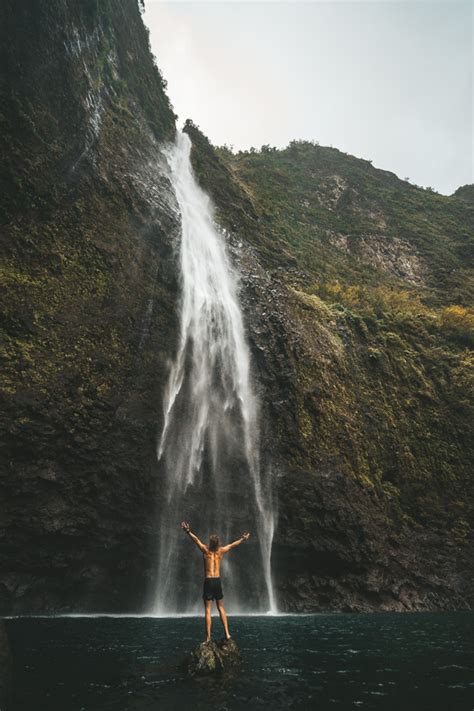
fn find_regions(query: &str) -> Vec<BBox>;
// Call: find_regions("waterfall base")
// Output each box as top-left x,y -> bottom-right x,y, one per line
185,638 -> 241,676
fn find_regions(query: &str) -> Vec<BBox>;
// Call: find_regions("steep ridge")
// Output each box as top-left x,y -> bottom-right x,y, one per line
0,0 -> 179,612
0,0 -> 472,613
184,123 -> 474,611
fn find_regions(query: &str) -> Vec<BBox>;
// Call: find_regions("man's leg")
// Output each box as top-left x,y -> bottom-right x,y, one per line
216,599 -> 231,640
204,600 -> 212,642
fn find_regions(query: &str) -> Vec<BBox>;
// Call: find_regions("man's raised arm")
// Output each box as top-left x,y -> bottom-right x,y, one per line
180,521 -> 207,552
221,532 -> 251,553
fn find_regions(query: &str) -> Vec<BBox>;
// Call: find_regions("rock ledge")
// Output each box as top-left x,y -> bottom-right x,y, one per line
186,639 -> 241,676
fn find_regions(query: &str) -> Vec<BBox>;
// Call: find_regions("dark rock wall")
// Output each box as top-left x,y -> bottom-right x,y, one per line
0,0 -> 180,612
238,247 -> 473,612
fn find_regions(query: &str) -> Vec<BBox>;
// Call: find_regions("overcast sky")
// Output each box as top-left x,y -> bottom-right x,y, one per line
143,1 -> 473,195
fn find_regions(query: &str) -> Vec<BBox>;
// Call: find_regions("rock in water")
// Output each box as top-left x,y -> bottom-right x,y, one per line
217,638 -> 241,668
186,639 -> 241,676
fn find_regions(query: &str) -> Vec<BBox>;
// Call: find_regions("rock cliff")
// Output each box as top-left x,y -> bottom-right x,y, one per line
0,0 -> 472,613
184,124 -> 474,612
1,0 -> 179,612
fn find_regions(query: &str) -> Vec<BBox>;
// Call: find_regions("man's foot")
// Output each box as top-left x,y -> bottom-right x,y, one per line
203,638 -> 211,644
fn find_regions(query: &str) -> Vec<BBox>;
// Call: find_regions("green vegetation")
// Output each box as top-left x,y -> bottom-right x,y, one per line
0,0 -> 180,477
222,140 -> 474,306
186,127 -> 474,536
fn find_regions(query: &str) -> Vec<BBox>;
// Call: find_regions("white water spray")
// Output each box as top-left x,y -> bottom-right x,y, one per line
152,131 -> 276,615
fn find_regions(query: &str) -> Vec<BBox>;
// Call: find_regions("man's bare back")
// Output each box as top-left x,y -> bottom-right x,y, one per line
202,538 -> 250,577
203,548 -> 223,578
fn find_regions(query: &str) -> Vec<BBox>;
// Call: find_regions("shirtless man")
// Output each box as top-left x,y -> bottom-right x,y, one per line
180,521 -> 251,643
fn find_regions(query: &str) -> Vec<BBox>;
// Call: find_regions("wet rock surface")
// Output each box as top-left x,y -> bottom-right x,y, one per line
0,0 -> 179,614
185,639 -> 241,676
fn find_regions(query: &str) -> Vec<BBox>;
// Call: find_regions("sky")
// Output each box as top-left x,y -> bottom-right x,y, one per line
143,0 -> 473,195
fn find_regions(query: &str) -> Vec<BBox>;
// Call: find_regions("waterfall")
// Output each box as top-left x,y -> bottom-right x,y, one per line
151,131 -> 276,615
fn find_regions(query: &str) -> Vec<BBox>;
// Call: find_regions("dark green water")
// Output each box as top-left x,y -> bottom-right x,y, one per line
5,613 -> 474,710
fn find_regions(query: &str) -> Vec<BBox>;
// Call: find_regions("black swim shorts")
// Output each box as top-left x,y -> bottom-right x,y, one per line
203,576 -> 223,601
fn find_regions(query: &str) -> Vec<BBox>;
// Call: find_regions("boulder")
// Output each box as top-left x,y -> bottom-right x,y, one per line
185,639 -> 241,676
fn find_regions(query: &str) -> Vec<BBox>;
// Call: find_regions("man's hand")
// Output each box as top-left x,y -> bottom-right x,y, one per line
242,532 -> 251,541
181,521 -> 191,532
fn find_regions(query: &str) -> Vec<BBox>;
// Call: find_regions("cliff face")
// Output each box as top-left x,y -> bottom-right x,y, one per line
0,0 -> 180,612
185,125 -> 474,611
1,1 -> 473,614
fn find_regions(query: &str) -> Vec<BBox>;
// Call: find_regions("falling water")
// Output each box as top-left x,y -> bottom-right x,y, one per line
152,131 -> 276,615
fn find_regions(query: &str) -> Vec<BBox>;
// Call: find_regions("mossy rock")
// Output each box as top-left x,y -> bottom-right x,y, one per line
185,639 -> 241,676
